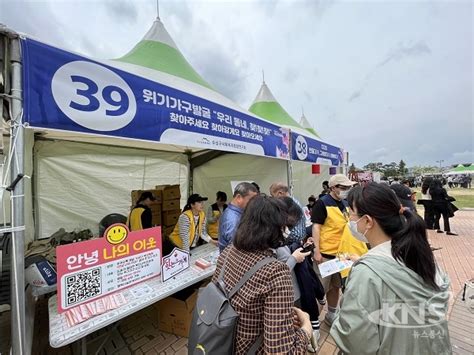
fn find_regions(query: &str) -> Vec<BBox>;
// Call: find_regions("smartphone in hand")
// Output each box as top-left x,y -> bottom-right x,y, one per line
301,243 -> 315,253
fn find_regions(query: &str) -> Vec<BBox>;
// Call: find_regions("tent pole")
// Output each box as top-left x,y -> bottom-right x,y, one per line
9,36 -> 27,355
287,130 -> 293,195
185,150 -> 193,198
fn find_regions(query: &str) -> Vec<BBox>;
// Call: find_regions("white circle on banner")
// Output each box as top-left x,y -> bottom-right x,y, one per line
295,135 -> 308,160
51,61 -> 137,131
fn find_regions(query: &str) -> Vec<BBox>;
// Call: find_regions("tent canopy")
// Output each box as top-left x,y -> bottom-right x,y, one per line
249,81 -> 343,166
116,18 -> 213,90
446,164 -> 474,175
299,112 -> 320,138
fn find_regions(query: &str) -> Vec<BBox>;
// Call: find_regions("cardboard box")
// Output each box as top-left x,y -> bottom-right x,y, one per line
157,285 -> 199,337
156,184 -> 181,201
163,225 -> 175,237
131,189 -> 163,206
151,213 -> 162,227
163,210 -> 181,226
162,199 -> 181,212
150,203 -> 162,214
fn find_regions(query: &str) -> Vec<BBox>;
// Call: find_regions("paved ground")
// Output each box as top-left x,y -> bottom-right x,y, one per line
1,210 -> 473,354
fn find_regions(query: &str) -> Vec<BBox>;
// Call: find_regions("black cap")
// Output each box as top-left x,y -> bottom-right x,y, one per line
390,184 -> 414,209
139,191 -> 156,202
187,194 -> 208,205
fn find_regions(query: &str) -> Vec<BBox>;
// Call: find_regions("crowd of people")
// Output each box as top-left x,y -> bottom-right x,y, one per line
412,174 -> 472,189
129,175 -> 453,354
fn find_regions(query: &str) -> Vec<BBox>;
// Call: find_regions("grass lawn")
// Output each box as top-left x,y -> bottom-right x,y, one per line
414,187 -> 474,209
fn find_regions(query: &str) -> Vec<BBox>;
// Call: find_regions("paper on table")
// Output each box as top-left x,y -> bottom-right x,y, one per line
318,258 -> 353,278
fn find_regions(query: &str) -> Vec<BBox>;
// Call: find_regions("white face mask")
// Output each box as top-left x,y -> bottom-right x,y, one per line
282,226 -> 291,239
348,216 -> 369,243
338,190 -> 350,199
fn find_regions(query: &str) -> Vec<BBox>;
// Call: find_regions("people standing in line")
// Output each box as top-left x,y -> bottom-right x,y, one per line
218,182 -> 258,252
430,179 -> 458,235
310,174 -> 365,326
269,182 -> 307,244
330,182 -> 451,354
318,181 -> 330,198
206,191 -> 228,241
213,195 -> 312,354
127,191 -> 155,231
168,194 -> 217,251
418,176 -> 435,229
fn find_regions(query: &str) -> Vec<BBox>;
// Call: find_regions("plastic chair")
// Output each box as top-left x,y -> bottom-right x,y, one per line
98,213 -> 127,237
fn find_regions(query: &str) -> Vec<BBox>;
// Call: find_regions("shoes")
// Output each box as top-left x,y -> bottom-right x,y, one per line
307,329 -> 320,353
437,230 -> 444,233
324,311 -> 337,326
446,232 -> 458,236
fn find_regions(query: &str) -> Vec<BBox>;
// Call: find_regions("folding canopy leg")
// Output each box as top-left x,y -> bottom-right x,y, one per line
9,35 -> 27,355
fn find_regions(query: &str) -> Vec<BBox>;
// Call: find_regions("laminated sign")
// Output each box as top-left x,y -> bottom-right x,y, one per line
161,248 -> 190,282
56,224 -> 162,313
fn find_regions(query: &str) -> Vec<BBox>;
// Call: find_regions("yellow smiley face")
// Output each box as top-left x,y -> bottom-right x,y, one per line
105,224 -> 129,245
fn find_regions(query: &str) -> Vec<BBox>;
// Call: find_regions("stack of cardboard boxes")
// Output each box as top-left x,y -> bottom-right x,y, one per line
157,184 -> 181,238
130,184 -> 182,237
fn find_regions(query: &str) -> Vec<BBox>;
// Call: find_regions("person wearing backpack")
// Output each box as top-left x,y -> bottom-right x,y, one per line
189,195 -> 312,354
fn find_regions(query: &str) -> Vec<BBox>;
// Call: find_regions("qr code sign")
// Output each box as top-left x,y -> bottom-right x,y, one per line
65,267 -> 102,307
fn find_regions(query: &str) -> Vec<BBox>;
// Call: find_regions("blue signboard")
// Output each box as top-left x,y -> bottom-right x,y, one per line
291,132 -> 344,166
21,38 -> 290,159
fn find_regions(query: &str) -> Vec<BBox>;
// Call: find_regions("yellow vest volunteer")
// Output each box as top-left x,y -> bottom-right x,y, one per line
169,210 -> 206,249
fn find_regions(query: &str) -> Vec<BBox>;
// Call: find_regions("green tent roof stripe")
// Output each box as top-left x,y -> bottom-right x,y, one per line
306,127 -> 319,137
116,40 -> 213,89
452,164 -> 474,172
249,101 -> 302,127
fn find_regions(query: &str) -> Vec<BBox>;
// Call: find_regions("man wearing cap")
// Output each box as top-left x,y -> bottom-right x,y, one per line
310,174 -> 358,326
169,194 -> 216,251
127,191 -> 156,231
390,183 -> 416,211
218,182 -> 258,252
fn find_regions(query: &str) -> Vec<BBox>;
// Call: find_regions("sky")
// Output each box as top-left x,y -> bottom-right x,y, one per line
1,0 -> 472,168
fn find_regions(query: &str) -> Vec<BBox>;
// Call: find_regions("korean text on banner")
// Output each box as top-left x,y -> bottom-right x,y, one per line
21,38 -> 290,160
292,132 -> 344,166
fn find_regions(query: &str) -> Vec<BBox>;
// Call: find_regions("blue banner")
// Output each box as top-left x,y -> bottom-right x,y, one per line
291,132 -> 344,166
21,38 -> 290,159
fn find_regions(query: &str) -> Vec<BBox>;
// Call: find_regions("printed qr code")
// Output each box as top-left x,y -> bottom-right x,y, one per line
65,268 -> 102,306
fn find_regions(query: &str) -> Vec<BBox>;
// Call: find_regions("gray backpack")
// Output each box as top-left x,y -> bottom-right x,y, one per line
188,256 -> 275,355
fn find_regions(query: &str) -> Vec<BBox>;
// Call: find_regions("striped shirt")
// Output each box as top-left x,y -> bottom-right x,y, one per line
177,213 -> 211,250
212,246 -> 309,354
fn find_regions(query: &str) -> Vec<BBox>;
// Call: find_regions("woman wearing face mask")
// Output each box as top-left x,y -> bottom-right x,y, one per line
331,182 -> 451,355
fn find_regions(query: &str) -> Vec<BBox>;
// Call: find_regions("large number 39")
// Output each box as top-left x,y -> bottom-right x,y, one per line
297,140 -> 307,155
69,75 -> 129,116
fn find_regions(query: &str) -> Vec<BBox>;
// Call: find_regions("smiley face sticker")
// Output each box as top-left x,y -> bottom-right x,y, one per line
105,223 -> 129,245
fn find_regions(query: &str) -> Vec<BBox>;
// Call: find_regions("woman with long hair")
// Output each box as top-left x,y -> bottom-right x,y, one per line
330,182 -> 451,354
212,195 -> 312,354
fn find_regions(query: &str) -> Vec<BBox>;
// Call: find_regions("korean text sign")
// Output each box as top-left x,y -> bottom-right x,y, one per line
21,38 -> 290,160
56,224 -> 162,313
